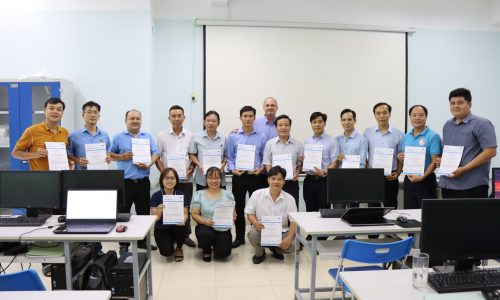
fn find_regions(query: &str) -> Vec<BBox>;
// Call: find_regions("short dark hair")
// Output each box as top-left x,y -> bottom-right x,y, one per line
408,105 -> 428,117
159,168 -> 179,192
268,165 -> 286,179
204,110 -> 220,123
340,109 -> 356,120
125,109 -> 141,119
82,101 -> 101,112
309,112 -> 327,123
373,102 -> 392,114
206,167 -> 223,188
274,114 -> 292,127
449,88 -> 472,102
169,105 -> 184,114
239,106 -> 256,117
44,97 -> 65,110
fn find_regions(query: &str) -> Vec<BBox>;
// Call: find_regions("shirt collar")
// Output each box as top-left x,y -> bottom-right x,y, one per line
238,127 -> 257,135
265,188 -> 284,203
312,132 -> 326,141
169,127 -> 186,137
41,122 -> 63,133
375,125 -> 393,133
410,126 -> 429,138
343,131 -> 358,140
202,130 -> 220,139
276,136 -> 293,145
81,126 -> 101,135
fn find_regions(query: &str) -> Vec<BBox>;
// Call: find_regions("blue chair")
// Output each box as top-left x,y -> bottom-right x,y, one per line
328,237 -> 414,300
0,269 -> 46,291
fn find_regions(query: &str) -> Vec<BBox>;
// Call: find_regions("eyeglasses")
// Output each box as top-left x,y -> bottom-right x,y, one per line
84,110 -> 100,115
164,176 -> 176,181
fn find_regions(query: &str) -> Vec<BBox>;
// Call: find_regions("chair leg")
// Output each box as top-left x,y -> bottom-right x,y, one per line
331,270 -> 341,300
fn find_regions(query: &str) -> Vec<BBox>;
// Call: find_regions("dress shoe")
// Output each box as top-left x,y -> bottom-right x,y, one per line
231,239 -> 245,248
184,237 -> 196,248
138,243 -> 158,250
270,247 -> 284,260
252,252 -> 266,264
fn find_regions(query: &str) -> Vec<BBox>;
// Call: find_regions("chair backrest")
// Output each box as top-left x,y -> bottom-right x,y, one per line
0,269 -> 46,291
340,237 -> 414,264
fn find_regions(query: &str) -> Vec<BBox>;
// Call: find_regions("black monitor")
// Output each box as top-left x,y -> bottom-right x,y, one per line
61,170 -> 125,212
327,168 -> 385,204
0,171 -> 61,211
420,198 -> 500,270
492,168 -> 500,198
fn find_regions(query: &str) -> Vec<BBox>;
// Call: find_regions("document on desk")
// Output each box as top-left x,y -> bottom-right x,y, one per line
235,144 -> 256,170
342,155 -> 361,168
438,145 -> 464,175
212,202 -> 235,229
202,149 -> 221,174
162,195 -> 185,225
85,143 -> 108,170
303,144 -> 322,171
261,216 -> 282,247
373,147 -> 394,175
272,153 -> 293,180
166,153 -> 187,179
403,146 -> 426,175
45,142 -> 69,170
131,138 -> 151,165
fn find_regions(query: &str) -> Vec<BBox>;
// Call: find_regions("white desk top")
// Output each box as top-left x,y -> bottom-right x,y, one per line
340,269 -> 484,300
0,290 -> 111,300
0,215 -> 155,242
289,209 -> 421,236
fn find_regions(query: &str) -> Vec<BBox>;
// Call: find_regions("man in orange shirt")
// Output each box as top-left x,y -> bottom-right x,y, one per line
12,97 -> 69,170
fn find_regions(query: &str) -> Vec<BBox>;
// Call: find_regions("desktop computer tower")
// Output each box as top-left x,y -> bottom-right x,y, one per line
109,252 -> 148,299
51,244 -> 92,290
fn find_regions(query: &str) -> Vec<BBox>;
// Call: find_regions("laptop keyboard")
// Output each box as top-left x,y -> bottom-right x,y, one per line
65,223 -> 115,233
319,208 -> 347,218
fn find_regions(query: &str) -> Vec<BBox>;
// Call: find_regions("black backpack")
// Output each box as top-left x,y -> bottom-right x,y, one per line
83,250 -> 117,290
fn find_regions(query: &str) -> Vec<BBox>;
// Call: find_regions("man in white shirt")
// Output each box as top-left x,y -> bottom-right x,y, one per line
245,166 -> 297,264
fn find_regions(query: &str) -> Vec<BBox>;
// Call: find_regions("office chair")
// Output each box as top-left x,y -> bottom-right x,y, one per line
328,237 -> 414,300
0,269 -> 46,291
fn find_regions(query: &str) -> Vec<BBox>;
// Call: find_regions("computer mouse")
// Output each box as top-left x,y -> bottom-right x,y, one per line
482,289 -> 500,300
397,215 -> 408,223
116,225 -> 127,232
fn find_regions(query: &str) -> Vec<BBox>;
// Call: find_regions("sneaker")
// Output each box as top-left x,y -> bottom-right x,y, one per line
231,239 -> 245,248
252,252 -> 266,264
270,247 -> 284,260
184,237 -> 196,248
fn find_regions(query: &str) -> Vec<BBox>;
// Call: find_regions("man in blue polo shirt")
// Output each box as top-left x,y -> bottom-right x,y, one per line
254,97 -> 278,141
438,88 -> 497,198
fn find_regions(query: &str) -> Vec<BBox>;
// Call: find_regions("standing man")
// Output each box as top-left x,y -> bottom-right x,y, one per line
364,102 -> 403,209
439,88 -> 496,198
110,109 -> 159,251
336,109 -> 368,169
68,101 -> 111,169
254,97 -> 278,141
227,106 -> 267,248
155,105 -> 196,248
12,97 -> 69,170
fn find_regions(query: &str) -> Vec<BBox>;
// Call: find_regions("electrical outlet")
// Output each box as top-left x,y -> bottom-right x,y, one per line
191,92 -> 197,101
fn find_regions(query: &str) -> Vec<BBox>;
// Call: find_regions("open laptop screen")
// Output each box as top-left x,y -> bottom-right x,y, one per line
66,190 -> 117,220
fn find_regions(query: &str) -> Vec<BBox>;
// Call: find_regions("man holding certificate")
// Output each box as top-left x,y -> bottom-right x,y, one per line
226,106 -> 267,248
303,112 -> 339,212
68,101 -> 111,170
438,88 -> 497,198
364,102 -> 403,209
336,109 -> 367,169
397,105 -> 442,209
245,166 -> 297,264
263,115 -> 304,207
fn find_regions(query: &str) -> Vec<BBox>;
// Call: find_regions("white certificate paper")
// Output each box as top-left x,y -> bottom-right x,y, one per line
131,138 -> 151,164
403,146 -> 426,175
272,153 -> 293,180
303,144 -> 323,171
166,153 -> 187,179
235,144 -> 256,170
45,142 -> 69,170
438,145 -> 464,175
202,149 -> 221,174
342,155 -> 361,169
261,216 -> 283,247
212,202 -> 235,229
162,195 -> 184,225
373,147 -> 394,175
85,143 -> 108,170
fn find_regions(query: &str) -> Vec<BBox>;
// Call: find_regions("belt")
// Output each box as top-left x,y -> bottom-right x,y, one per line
125,177 -> 149,183
305,174 -> 325,180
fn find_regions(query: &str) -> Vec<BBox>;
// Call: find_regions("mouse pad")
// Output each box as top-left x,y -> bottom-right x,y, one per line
390,219 -> 421,228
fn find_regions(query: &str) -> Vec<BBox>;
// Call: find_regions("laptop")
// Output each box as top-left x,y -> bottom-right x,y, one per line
340,207 -> 395,226
53,190 -> 117,234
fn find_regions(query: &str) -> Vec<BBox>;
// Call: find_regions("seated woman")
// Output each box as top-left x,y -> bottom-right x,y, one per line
191,167 -> 236,262
150,168 -> 188,262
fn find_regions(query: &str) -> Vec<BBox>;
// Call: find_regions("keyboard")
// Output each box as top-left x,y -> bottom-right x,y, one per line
319,208 -> 347,218
0,216 -> 48,227
428,268 -> 500,293
56,223 -> 115,233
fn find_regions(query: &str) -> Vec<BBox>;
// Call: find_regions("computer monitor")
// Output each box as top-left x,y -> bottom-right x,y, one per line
61,170 -> 125,212
0,171 -> 61,210
327,168 -> 385,204
492,168 -> 500,198
420,198 -> 500,270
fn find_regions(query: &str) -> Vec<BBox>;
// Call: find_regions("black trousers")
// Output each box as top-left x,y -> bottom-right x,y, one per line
283,180 -> 300,208
441,185 -> 489,199
154,225 -> 186,257
232,173 -> 267,240
176,182 -> 193,235
303,175 -> 328,212
369,176 -> 400,209
404,173 -> 437,209
123,178 -> 150,247
195,224 -> 232,258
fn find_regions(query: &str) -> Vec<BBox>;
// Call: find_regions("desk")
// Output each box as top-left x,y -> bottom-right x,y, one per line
340,269 -> 484,300
0,290 -> 111,300
0,215 -> 155,300
290,209 -> 421,300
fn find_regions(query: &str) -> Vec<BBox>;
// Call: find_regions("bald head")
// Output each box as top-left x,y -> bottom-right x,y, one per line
263,97 -> 278,119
